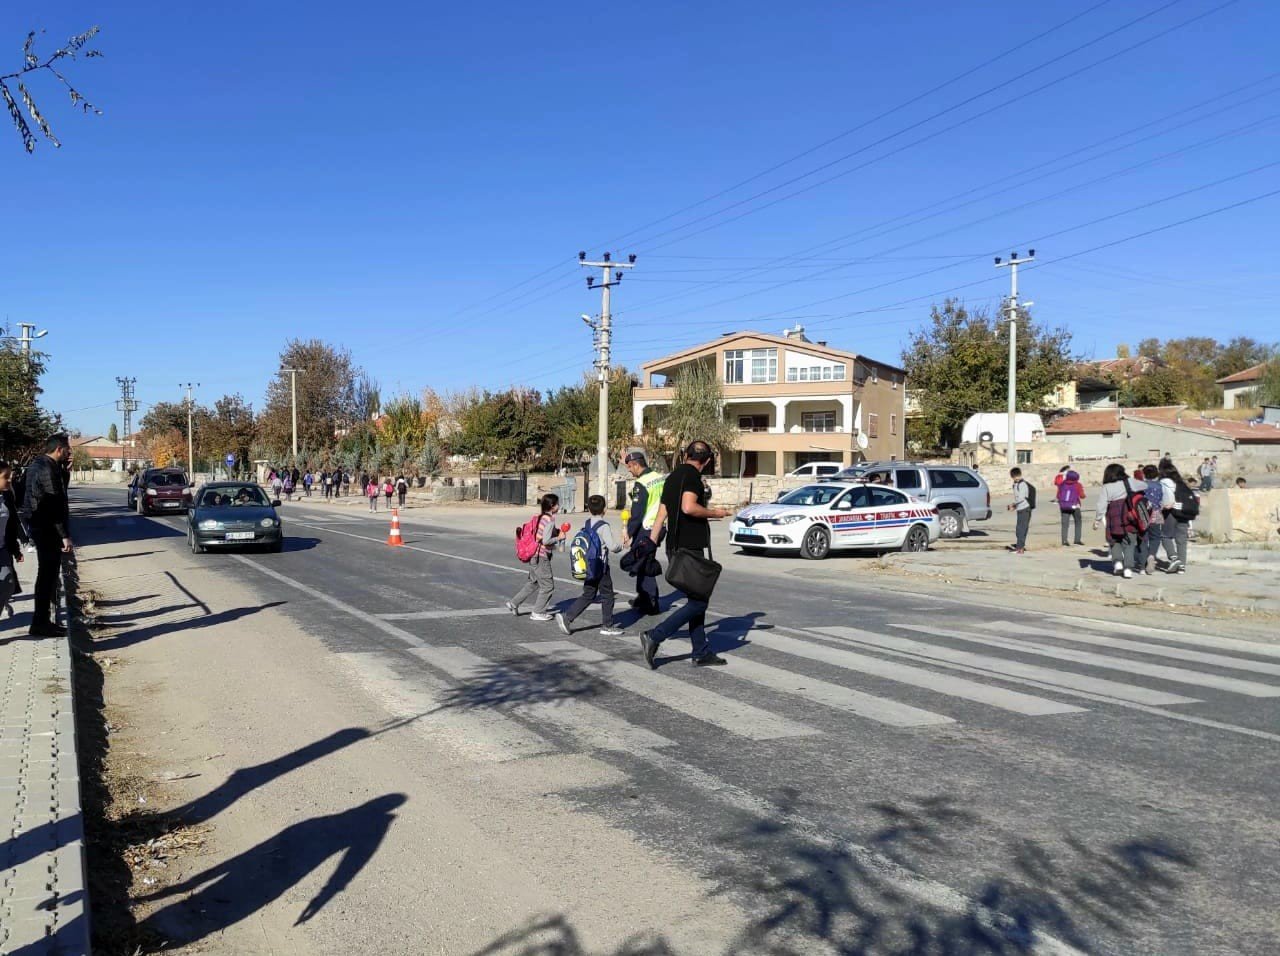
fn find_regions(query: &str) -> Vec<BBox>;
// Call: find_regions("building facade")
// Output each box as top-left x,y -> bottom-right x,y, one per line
632,328 -> 906,477
1217,363 -> 1267,409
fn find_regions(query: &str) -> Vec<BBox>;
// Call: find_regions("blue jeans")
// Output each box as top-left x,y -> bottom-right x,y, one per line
649,550 -> 710,657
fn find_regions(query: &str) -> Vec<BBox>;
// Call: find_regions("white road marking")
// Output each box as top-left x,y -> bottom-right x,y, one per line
900,626 -> 1280,698
983,620 -> 1280,677
378,607 -> 514,621
521,641 -> 821,740
407,645 -> 675,752
1051,616 -> 1280,660
814,627 -> 1198,706
741,630 -> 1084,716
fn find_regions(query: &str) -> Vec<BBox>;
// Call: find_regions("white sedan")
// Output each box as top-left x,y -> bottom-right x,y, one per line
729,482 -> 940,559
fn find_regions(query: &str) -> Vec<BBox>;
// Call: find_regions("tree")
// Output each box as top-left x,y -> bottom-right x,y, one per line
0,341 -> 60,461
144,428 -> 186,468
107,422 -> 118,442
1213,337 -> 1271,379
452,388 -> 548,465
258,340 -> 365,458
71,445 -> 93,473
542,368 -> 637,468
902,299 -> 1075,448
202,394 -> 257,472
2,26 -> 103,153
1244,356 -> 1280,407
1118,367 -> 1183,408
659,361 -> 738,464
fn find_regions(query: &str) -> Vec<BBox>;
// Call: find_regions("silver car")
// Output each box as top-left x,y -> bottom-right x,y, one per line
828,462 -> 991,538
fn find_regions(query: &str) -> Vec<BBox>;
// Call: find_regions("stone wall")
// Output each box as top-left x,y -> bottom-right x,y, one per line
969,455 -> 1232,493
1200,487 -> 1280,543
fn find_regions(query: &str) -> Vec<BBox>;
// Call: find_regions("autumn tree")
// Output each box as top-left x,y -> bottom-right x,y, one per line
202,394 -> 257,472
2,26 -> 103,153
257,340 -> 367,459
0,340 -> 60,460
902,299 -> 1074,448
145,428 -> 186,468
1118,367 -> 1183,408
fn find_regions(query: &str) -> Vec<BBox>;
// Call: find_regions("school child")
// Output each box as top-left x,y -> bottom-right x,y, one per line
557,495 -> 625,636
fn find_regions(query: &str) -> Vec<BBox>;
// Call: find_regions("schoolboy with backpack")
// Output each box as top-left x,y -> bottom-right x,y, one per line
556,495 -> 625,636
507,494 -> 564,621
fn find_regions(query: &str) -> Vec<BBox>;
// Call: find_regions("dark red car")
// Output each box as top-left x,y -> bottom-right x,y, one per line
128,467 -> 191,516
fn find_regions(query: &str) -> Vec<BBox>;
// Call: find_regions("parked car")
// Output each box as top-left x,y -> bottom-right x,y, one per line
729,481 -> 940,559
187,482 -> 284,553
826,462 -> 991,538
129,467 -> 191,516
785,461 -> 843,480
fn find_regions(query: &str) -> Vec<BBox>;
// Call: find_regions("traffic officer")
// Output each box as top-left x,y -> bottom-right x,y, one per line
622,451 -> 665,615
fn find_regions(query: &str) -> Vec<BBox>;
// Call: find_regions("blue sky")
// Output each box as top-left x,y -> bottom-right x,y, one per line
4,0 -> 1278,437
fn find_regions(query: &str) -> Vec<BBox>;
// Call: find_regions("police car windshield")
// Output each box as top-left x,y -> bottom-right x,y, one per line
777,485 -> 844,507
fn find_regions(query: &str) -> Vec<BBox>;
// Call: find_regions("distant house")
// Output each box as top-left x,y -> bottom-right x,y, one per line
1216,363 -> 1268,409
1044,356 -> 1159,410
633,326 -> 905,476
1045,406 -> 1280,466
72,434 -> 146,471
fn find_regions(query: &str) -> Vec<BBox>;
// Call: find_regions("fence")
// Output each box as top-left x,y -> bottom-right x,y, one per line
479,471 -> 528,506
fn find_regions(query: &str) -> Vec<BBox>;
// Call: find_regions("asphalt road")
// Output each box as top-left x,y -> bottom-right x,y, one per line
77,486 -> 1280,955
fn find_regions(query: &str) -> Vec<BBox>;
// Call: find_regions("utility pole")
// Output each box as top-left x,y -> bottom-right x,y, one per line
180,382 -> 200,479
16,323 -> 48,367
115,376 -> 138,473
579,251 -> 636,496
994,249 -> 1034,467
280,367 -> 302,465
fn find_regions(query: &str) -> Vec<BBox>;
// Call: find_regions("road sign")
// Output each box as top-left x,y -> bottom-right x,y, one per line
225,454 -> 235,466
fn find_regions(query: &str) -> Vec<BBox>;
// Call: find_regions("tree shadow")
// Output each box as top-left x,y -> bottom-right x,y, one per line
89,601 -> 287,651
137,793 -> 407,946
436,656 -> 610,711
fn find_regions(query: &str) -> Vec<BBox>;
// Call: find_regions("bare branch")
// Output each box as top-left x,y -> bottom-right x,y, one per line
3,26 -> 104,149
0,82 -> 35,152
18,82 -> 60,146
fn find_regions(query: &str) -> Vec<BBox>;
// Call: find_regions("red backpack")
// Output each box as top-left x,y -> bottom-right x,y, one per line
515,513 -> 544,563
1122,479 -> 1151,533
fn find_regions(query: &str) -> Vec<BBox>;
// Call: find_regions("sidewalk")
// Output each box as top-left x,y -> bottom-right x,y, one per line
0,568 -> 90,955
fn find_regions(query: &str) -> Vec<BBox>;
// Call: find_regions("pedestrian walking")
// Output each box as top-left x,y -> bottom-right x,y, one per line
1197,458 -> 1214,492
1158,458 -> 1197,573
1055,469 -> 1085,546
382,478 -> 394,510
395,475 -> 408,508
1007,467 -> 1035,554
321,470 -> 332,499
507,494 -> 564,621
0,461 -> 29,623
303,471 -> 314,497
621,451 -> 665,616
20,435 -> 73,637
271,473 -> 284,501
1134,464 -> 1165,574
557,495 -> 625,636
1093,463 -> 1146,578
366,478 -> 379,512
282,472 -> 294,501
639,441 -> 734,670
341,471 -> 351,497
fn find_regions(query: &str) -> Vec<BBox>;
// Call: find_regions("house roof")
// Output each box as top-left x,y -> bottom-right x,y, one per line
1045,405 -> 1185,435
1216,362 -> 1268,385
1127,413 -> 1280,444
642,331 -> 905,376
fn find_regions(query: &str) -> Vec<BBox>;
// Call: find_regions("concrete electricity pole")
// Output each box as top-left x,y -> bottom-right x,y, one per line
579,251 -> 636,496
16,323 -> 48,367
994,250 -> 1034,467
280,367 -> 302,464
181,382 -> 200,478
115,376 -> 138,473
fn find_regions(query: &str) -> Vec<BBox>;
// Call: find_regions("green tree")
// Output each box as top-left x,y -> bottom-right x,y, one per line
1213,337 -> 1271,379
202,394 -> 257,473
453,388 -> 548,465
902,299 -> 1074,448
1118,367 -> 1183,408
1244,356 -> 1280,407
0,343 -> 60,460
258,340 -> 366,458
659,361 -> 738,463
107,422 -> 118,442
542,368 -> 637,468
3,27 -> 103,153
71,445 -> 94,473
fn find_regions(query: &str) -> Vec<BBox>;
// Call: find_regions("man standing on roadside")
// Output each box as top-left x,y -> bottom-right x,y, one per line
640,440 -> 733,670
621,451 -> 665,616
21,434 -> 74,637
1007,467 -> 1033,554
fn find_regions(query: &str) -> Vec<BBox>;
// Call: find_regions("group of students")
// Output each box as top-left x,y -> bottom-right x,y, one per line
1010,458 -> 1201,578
364,475 -> 410,512
505,443 -> 734,671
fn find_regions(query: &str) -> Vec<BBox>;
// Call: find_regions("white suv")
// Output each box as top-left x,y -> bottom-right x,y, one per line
786,462 -> 843,480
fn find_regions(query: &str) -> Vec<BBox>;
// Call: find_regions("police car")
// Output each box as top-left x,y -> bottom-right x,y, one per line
729,481 -> 940,559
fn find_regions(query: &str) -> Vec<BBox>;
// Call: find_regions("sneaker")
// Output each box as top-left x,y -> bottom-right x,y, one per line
530,612 -> 554,622
599,626 -> 625,637
504,601 -> 519,616
1122,569 -> 1133,579
1141,569 -> 1152,576
1176,567 -> 1186,574
555,613 -> 571,636
692,654 -> 728,667
1113,561 -> 1123,576
1014,548 -> 1025,555
640,631 -> 659,670
1165,559 -> 1183,574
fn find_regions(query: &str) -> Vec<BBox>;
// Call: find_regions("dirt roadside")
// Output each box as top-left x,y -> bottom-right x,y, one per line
68,507 -> 751,955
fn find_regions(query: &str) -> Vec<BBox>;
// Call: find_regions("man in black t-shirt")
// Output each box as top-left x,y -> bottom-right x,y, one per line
639,440 -> 733,670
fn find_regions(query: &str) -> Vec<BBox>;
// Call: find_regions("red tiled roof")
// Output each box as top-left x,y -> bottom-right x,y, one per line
1216,362 -> 1267,385
1046,410 -> 1120,434
1127,413 -> 1280,444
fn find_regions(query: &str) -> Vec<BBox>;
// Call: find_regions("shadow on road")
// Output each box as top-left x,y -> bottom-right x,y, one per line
468,790 -> 1197,955
88,601 -> 287,652
437,656 -> 610,711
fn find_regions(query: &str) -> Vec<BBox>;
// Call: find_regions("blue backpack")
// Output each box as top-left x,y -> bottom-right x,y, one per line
569,520 -> 605,582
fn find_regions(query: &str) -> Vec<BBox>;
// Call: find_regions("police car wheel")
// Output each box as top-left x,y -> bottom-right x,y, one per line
801,526 -> 830,560
901,524 -> 930,553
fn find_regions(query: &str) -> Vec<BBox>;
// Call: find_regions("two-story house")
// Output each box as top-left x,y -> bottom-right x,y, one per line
632,327 -> 906,477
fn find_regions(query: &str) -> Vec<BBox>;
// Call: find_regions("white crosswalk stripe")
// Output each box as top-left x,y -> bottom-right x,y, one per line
600,634 -> 955,727
983,621 -> 1280,677
736,630 -> 1084,716
521,642 -> 822,739
407,646 -> 676,752
1053,617 -> 1280,660
899,626 -> 1280,698
814,627 -> 1199,706
380,607 -> 513,621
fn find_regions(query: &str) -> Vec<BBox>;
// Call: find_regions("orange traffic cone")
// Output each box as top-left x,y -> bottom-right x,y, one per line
387,508 -> 404,547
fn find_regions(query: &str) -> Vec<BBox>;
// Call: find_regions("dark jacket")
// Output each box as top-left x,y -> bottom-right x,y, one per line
21,454 -> 71,539
3,488 -> 29,555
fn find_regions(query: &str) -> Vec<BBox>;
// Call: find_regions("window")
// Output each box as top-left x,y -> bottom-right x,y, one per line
869,487 -> 907,507
786,363 -> 847,382
929,469 -> 981,489
727,348 -> 776,384
738,415 -> 769,432
892,376 -> 898,389
867,414 -> 879,439
801,410 -> 836,432
894,468 -> 922,490
890,414 -> 898,435
1017,449 -> 1033,464
839,487 -> 872,509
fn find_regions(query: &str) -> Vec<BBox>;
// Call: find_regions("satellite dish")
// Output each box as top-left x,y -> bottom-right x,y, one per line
856,431 -> 869,450
979,431 -> 994,443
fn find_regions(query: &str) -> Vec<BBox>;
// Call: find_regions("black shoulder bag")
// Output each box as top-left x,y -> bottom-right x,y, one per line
664,478 -> 722,602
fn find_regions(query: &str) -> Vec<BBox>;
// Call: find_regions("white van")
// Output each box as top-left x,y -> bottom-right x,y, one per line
786,462 -> 843,479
